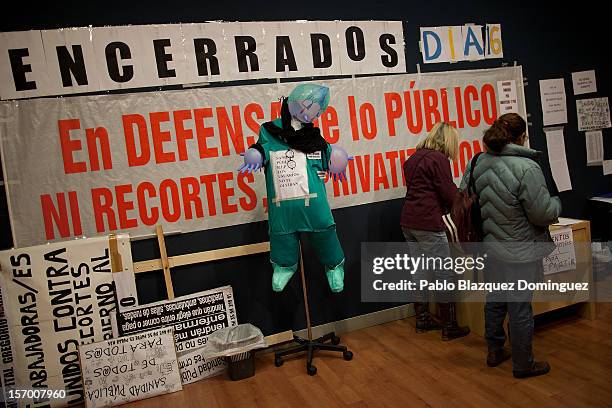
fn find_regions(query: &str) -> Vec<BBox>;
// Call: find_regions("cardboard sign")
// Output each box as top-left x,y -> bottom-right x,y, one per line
0,285 -> 17,408
0,235 -> 132,407
117,286 -> 238,384
543,227 -> 577,275
79,327 -> 182,408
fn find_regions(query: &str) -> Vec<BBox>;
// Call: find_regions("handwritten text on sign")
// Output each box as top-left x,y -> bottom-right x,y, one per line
576,97 -> 611,131
543,227 -> 577,275
80,327 -> 182,408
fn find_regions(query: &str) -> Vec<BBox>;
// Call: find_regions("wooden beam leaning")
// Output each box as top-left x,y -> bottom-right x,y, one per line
108,233 -> 123,273
156,225 -> 175,300
133,242 -> 271,273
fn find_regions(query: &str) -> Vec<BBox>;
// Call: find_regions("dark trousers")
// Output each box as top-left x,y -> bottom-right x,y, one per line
484,259 -> 540,372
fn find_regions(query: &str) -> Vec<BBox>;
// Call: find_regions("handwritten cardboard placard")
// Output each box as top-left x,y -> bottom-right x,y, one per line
543,227 -> 577,275
79,327 -> 182,408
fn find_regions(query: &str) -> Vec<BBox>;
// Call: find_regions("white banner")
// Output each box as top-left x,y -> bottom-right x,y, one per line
0,21 -> 406,100
0,67 -> 526,247
0,235 -> 132,407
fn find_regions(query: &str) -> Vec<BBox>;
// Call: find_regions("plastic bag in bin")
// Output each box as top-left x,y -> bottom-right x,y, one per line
202,323 -> 267,359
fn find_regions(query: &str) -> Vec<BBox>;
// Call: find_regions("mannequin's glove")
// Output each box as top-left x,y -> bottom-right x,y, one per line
238,148 -> 264,173
328,146 -> 353,182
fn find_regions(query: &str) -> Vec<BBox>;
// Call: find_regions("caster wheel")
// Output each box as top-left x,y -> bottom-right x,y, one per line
307,364 -> 317,376
343,350 -> 353,361
274,356 -> 283,367
331,335 -> 341,345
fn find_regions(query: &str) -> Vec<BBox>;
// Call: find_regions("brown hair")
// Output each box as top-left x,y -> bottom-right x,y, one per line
483,113 -> 527,153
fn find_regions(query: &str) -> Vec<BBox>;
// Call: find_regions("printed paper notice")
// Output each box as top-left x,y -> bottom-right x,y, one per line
271,149 -> 309,201
545,128 -> 572,192
497,79 -> 518,114
576,97 -> 611,131
539,79 -> 568,126
571,70 -> 597,95
585,130 -> 604,165
543,226 -> 576,275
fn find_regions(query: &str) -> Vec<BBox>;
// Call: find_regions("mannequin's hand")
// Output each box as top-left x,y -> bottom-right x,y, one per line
328,146 -> 353,181
238,148 -> 264,173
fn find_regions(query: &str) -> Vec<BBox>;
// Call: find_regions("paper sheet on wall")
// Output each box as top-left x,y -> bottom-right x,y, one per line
497,79 -> 519,113
271,149 -> 309,202
545,128 -> 572,192
585,130 -> 604,166
539,78 -> 568,126
571,70 -> 597,95
543,226 -> 576,275
576,97 -> 611,131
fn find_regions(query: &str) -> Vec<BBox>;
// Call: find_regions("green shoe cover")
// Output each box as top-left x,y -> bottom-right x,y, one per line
325,260 -> 345,293
271,262 -> 298,292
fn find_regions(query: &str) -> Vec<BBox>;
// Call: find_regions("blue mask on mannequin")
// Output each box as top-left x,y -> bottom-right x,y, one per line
287,84 -> 330,123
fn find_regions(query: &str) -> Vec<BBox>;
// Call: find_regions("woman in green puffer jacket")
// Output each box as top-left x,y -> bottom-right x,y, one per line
460,113 -> 561,379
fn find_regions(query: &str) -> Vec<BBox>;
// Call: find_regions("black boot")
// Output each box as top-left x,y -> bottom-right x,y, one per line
439,302 -> 470,341
487,348 -> 512,367
513,361 -> 551,378
414,302 -> 441,333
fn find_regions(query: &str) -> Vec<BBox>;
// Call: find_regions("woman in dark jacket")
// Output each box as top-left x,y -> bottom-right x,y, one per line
401,122 -> 470,341
460,113 -> 561,378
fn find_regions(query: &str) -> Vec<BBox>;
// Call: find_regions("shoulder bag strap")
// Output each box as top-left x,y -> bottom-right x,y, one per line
468,152 -> 484,195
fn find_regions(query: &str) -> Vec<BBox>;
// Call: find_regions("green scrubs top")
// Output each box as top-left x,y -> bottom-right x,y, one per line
257,120 -> 335,235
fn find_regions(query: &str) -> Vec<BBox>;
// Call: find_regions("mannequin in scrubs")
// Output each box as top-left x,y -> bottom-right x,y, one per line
238,84 -> 349,293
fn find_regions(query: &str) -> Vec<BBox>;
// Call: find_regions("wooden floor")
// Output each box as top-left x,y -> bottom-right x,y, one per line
124,304 -> 612,408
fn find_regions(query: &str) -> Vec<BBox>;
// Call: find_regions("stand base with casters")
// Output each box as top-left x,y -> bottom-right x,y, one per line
274,332 -> 353,376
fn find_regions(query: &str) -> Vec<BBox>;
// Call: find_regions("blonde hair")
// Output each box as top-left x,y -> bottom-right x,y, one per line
416,122 -> 459,160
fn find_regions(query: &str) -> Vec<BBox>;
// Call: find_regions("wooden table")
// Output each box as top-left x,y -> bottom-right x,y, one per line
455,219 -> 596,337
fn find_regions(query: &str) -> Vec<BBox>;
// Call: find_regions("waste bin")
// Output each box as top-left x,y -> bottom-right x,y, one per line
203,323 -> 267,381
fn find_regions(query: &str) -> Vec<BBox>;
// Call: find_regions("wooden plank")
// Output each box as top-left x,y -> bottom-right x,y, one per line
156,225 -> 175,300
264,330 -> 294,346
133,242 -> 270,273
108,233 -> 123,273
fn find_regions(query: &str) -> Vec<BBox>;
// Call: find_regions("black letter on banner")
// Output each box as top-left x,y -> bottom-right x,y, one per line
379,34 -> 398,68
8,49 -> 36,91
275,36 -> 297,72
56,45 -> 88,86
234,36 -> 259,72
310,34 -> 332,68
345,26 -> 366,61
105,42 -> 134,83
153,39 -> 176,78
194,39 -> 220,76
